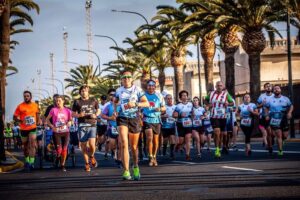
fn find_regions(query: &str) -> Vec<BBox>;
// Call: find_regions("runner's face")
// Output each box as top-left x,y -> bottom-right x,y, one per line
216,82 -> 223,92
80,88 -> 89,98
109,92 -> 115,101
193,98 -> 199,106
147,84 -> 155,94
55,98 -> 64,108
166,96 -> 173,105
23,93 -> 31,103
265,84 -> 272,92
121,72 -> 132,88
180,93 -> 188,102
273,86 -> 281,95
244,95 -> 251,103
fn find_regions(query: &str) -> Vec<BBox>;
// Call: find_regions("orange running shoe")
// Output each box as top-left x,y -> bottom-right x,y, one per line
85,163 -> 91,172
90,156 -> 98,168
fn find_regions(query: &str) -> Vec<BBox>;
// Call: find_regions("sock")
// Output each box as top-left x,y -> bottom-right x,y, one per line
25,156 -> 29,163
29,157 -> 35,164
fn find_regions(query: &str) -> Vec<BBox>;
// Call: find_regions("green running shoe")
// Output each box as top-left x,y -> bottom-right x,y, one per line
133,166 -> 141,181
278,150 -> 283,156
122,170 -> 132,180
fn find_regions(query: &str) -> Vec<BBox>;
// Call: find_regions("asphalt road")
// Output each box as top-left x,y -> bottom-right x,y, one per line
0,142 -> 300,200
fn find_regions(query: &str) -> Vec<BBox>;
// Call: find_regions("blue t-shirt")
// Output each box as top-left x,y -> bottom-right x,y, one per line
142,92 -> 165,124
192,106 -> 205,127
102,102 -> 118,128
175,102 -> 193,123
115,85 -> 144,118
238,103 -> 257,127
257,93 -> 274,117
162,105 -> 176,129
265,95 -> 292,119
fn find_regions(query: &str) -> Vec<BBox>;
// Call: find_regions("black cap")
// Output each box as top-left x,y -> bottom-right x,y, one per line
101,95 -> 107,100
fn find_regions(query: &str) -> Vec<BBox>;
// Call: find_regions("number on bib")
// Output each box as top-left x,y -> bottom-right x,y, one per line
206,126 -> 213,132
214,108 -> 225,117
182,118 -> 192,127
166,117 -> 175,124
193,119 -> 202,127
25,116 -> 35,126
203,120 -> 211,126
111,127 -> 118,135
241,118 -> 252,127
270,118 -> 281,127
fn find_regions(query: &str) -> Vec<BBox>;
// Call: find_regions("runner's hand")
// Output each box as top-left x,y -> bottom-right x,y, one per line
90,114 -> 97,119
127,101 -> 136,108
287,113 -> 292,120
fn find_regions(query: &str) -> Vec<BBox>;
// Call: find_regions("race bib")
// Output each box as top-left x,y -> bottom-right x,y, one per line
270,118 -> 281,127
241,118 -> 252,127
214,108 -> 226,117
100,119 -> 108,125
193,119 -> 202,127
206,126 -> 213,133
121,99 -> 130,112
182,118 -> 192,127
25,116 -> 35,126
111,127 -> 118,135
203,120 -> 211,126
166,117 -> 176,124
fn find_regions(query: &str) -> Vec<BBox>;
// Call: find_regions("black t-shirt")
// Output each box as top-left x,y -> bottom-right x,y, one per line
44,105 -> 55,123
72,97 -> 99,125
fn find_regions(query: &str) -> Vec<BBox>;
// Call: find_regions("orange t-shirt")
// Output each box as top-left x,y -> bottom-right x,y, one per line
14,102 -> 39,131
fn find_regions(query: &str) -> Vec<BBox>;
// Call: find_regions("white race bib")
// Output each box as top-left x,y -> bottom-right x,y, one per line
206,126 -> 213,132
193,119 -> 202,127
111,127 -> 118,135
25,116 -> 35,126
166,117 -> 176,124
241,118 -> 252,127
203,120 -> 211,126
270,118 -> 281,126
214,108 -> 226,117
182,118 -> 192,127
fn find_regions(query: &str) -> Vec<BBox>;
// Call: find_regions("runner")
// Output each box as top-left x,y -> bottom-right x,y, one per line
257,83 -> 274,152
115,70 -> 149,180
72,85 -> 100,172
96,95 -> 109,157
204,81 -> 234,158
12,123 -> 22,149
101,88 -> 122,167
4,123 -> 13,149
46,95 -> 72,171
191,97 -> 205,158
237,94 -> 259,156
173,90 -> 193,161
225,98 -> 238,152
13,91 -> 40,171
142,80 -> 166,167
265,85 -> 293,156
161,94 -> 177,160
202,105 -> 214,151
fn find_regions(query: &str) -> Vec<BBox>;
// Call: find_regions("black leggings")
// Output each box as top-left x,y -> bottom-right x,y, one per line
240,125 -> 253,144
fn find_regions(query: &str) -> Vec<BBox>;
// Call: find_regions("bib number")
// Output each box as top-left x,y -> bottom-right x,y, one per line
270,118 -> 281,127
203,120 -> 211,126
25,116 -> 35,126
214,108 -> 225,117
111,127 -> 118,135
206,126 -> 213,133
182,118 -> 192,127
193,119 -> 202,127
241,118 -> 252,127
166,117 -> 175,124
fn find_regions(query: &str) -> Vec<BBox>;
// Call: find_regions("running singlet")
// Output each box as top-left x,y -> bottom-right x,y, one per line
97,102 -> 109,126
162,105 -> 176,129
226,100 -> 237,125
49,107 -> 72,133
115,85 -> 144,118
14,102 -> 39,131
202,110 -> 213,133
257,93 -> 274,118
72,97 -> 99,126
192,106 -> 205,127
102,102 -> 119,135
265,95 -> 292,127
205,91 -> 233,119
175,102 -> 193,127
238,103 -> 257,127
143,92 -> 165,124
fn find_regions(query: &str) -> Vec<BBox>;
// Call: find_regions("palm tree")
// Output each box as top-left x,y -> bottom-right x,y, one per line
64,65 -> 98,98
0,0 -> 39,161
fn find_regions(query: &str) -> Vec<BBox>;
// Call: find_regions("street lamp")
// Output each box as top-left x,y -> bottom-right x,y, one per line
196,41 -> 203,106
61,61 -> 81,66
42,82 -> 58,94
46,78 -> 64,95
111,9 -> 152,78
73,48 -> 101,75
94,34 -> 120,58
33,89 -> 50,97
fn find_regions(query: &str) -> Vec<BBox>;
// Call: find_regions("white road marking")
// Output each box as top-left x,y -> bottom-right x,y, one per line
222,165 -> 263,172
208,147 -> 300,154
172,161 -> 197,165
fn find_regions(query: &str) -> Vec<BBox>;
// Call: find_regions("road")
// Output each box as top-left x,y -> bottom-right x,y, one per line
0,142 -> 300,200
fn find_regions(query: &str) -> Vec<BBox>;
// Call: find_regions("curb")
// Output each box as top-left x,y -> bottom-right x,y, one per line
0,151 -> 24,173
286,138 -> 300,142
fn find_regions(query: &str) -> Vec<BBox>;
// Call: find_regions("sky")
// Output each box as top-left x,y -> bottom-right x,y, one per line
5,0 -> 298,121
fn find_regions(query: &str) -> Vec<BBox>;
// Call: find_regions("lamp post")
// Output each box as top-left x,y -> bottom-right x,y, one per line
46,78 -> 64,95
94,34 -> 120,58
197,41 -> 203,106
33,89 -> 50,97
61,61 -> 81,66
111,9 -> 152,78
73,48 -> 100,75
43,82 -> 59,95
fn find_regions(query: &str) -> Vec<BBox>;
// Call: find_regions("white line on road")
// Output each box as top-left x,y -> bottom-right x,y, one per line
222,165 -> 263,172
172,161 -> 197,165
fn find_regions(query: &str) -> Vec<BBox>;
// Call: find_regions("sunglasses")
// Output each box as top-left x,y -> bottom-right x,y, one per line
109,93 -> 115,96
121,75 -> 132,79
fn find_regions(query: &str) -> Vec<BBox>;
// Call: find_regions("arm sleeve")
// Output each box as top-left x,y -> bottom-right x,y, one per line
226,94 -> 234,103
257,95 -> 262,104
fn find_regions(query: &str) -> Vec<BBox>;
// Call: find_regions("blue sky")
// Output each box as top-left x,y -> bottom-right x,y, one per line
5,0 -> 298,120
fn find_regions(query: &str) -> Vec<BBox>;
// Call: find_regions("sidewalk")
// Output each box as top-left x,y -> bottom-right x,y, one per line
0,151 -> 24,173
236,132 -> 300,142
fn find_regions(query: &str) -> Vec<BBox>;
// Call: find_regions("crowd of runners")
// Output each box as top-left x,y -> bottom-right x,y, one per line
6,70 -> 293,180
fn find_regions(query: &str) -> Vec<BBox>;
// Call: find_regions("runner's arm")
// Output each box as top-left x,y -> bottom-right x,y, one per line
136,95 -> 150,108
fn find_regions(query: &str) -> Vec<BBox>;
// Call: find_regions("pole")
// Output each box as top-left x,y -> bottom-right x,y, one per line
197,41 -> 203,106
73,48 -> 100,75
94,34 -> 120,58
287,7 -> 295,138
50,53 -> 55,95
46,78 -> 64,95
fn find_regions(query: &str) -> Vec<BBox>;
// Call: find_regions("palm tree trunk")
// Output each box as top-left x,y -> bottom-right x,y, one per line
225,52 -> 235,97
203,59 -> 214,93
201,36 -> 215,93
248,54 -> 261,102
158,69 -> 165,92
174,64 -> 184,102
0,1 -> 10,161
